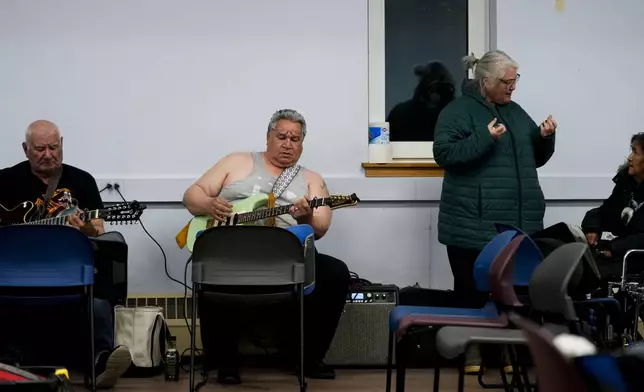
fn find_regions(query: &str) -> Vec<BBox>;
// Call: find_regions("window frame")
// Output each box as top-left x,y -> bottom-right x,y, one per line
368,0 -> 490,160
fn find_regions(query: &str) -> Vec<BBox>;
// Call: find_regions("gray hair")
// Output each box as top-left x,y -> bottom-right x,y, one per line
463,50 -> 519,92
267,109 -> 307,137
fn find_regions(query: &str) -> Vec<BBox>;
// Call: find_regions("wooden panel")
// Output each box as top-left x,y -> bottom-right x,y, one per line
361,162 -> 444,177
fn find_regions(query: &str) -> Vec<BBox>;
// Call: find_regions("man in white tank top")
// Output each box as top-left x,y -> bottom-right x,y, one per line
183,109 -> 350,384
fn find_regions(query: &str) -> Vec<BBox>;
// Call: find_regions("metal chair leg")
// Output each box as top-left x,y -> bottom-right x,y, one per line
189,284 -> 198,392
299,283 -> 307,392
497,346 -> 511,392
89,285 -> 96,392
507,345 -> 528,392
395,337 -> 406,392
457,354 -> 466,392
432,349 -> 441,392
386,331 -> 394,392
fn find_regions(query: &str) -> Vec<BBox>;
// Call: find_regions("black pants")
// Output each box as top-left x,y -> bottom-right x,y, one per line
445,246 -> 488,308
446,246 -> 505,366
199,252 -> 350,371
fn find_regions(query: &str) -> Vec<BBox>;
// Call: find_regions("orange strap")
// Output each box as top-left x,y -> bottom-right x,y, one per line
175,222 -> 190,249
267,192 -> 276,227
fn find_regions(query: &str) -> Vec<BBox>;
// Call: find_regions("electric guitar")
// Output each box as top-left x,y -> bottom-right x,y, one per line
179,193 -> 360,252
0,200 -> 146,227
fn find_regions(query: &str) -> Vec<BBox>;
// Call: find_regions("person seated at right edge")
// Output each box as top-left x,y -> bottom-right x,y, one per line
182,109 -> 350,385
582,132 -> 644,283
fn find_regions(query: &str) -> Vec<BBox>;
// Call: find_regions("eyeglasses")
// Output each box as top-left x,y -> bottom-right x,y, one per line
498,73 -> 520,87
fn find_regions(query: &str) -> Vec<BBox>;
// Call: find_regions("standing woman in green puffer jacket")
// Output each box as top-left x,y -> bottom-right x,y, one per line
433,49 -> 558,373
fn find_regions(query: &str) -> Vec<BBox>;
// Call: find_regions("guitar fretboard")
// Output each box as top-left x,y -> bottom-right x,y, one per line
24,210 -> 99,226
208,197 -> 329,227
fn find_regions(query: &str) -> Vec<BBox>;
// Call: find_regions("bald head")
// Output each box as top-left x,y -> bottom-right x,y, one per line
23,119 -> 63,178
25,120 -> 60,144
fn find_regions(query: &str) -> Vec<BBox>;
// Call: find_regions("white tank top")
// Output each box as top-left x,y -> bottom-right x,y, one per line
218,152 -> 309,228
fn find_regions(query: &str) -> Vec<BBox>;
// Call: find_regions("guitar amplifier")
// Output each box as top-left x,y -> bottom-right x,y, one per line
324,284 -> 398,366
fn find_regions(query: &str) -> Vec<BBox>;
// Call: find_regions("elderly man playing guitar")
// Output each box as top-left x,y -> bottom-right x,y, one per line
182,108 -> 351,384
0,120 -> 132,389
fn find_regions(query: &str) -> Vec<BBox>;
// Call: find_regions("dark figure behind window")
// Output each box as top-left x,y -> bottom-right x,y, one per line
387,61 -> 456,142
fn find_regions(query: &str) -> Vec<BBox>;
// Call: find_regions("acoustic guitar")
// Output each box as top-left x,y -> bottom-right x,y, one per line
179,193 -> 360,252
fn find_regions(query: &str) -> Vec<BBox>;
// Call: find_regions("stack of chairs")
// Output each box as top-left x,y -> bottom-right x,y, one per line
511,297 -> 644,391
386,228 -> 544,392
387,222 -> 638,392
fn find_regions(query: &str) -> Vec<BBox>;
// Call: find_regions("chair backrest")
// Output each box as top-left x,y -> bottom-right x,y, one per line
0,225 -> 95,287
474,230 -> 518,292
495,223 -> 544,286
577,355 -> 628,392
614,343 -> 644,391
529,242 -> 588,320
191,225 -> 308,287
284,224 -> 316,294
91,231 -> 128,306
510,313 -> 589,392
489,234 -> 525,307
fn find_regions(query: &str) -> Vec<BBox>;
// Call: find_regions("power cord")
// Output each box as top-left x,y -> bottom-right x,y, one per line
349,270 -> 372,289
105,184 -> 204,371
348,270 -> 373,303
109,184 -> 190,290
182,255 -> 204,373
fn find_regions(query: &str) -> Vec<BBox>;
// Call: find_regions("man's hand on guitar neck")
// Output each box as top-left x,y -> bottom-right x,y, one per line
290,196 -> 313,222
66,213 -> 103,237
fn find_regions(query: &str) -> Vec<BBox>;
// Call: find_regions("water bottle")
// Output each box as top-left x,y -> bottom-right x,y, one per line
164,336 -> 179,381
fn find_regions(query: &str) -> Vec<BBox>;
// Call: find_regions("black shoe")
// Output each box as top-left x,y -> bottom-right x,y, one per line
94,346 -> 132,389
304,360 -> 335,380
217,369 -> 242,385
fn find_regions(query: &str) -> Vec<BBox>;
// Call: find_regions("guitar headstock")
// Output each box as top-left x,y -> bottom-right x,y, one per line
102,201 -> 147,224
327,193 -> 360,210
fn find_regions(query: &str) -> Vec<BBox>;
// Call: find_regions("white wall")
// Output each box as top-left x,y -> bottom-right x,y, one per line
0,0 -> 368,178
0,0 -> 636,294
113,201 -> 600,294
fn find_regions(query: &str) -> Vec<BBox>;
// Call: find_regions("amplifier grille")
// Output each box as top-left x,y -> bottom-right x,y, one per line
324,302 -> 395,366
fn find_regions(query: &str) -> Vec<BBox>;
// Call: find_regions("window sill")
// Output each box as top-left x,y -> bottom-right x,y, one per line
361,162 -> 444,177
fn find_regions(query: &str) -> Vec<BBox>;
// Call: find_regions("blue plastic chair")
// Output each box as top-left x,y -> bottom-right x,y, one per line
0,225 -> 97,391
495,223 -> 544,286
386,230 -> 526,392
576,354 -> 628,392
497,224 -> 622,345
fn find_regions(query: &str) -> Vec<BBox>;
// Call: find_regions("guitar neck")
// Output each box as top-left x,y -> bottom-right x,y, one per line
236,197 -> 330,224
24,209 -> 101,226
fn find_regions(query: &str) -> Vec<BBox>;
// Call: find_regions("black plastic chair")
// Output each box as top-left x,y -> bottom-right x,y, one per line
188,225 -> 315,392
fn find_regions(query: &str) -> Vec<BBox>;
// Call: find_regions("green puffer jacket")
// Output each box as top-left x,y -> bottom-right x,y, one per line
433,88 -> 555,250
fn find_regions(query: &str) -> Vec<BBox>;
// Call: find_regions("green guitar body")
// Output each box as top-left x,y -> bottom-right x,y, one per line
185,193 -> 269,252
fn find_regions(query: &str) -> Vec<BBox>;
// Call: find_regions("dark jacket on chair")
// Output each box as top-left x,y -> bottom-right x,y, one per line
433,84 -> 555,250
582,166 -> 644,260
